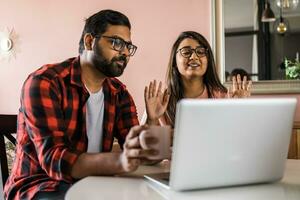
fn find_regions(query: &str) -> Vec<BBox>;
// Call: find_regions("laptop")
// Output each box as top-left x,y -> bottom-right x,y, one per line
144,98 -> 297,191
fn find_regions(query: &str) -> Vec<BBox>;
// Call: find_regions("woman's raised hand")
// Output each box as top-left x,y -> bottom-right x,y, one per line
227,74 -> 252,98
144,80 -> 170,124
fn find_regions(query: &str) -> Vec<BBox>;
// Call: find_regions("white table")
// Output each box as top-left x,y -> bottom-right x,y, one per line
65,160 -> 300,200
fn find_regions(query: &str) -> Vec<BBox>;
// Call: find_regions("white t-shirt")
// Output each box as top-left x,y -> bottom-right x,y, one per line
86,87 -> 104,153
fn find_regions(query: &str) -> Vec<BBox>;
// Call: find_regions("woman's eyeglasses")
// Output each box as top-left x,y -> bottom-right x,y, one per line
177,46 -> 208,58
95,35 -> 137,56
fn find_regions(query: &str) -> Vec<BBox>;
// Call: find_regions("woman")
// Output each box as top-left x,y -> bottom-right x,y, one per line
144,31 -> 252,127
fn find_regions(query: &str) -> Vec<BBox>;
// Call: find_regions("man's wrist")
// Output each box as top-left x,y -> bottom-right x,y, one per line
117,152 -> 126,173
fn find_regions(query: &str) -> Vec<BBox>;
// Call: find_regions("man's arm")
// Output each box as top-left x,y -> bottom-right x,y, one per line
71,125 -> 149,178
70,152 -> 123,178
22,76 -> 144,181
22,76 -> 80,182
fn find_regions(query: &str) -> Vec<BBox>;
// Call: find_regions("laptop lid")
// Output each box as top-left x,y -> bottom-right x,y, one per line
146,98 -> 297,191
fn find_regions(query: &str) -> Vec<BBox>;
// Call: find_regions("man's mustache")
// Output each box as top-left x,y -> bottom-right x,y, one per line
112,55 -> 127,65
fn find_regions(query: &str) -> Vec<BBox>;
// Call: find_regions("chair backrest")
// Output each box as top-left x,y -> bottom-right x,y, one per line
0,115 -> 17,187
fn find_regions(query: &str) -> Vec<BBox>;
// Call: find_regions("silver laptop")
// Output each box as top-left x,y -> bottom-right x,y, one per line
144,98 -> 297,191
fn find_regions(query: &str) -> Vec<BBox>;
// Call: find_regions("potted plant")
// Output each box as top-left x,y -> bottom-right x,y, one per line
285,57 -> 300,80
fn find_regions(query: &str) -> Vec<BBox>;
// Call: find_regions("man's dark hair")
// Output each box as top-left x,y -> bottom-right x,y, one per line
78,9 -> 131,54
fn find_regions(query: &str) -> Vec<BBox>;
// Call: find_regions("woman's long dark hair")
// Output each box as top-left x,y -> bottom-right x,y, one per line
165,31 -> 227,127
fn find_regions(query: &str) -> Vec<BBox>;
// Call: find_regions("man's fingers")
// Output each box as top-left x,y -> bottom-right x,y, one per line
141,149 -> 159,157
125,135 -> 140,149
125,148 -> 158,158
126,125 -> 147,140
121,157 -> 140,172
125,148 -> 142,158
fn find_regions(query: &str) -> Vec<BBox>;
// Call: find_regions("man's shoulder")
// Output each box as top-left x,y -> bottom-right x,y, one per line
106,78 -> 128,92
29,57 -> 77,81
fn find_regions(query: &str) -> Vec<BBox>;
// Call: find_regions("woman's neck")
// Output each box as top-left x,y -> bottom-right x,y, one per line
182,77 -> 205,98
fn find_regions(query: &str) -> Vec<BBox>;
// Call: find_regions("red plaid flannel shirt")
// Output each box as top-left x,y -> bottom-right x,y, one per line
4,57 -> 139,200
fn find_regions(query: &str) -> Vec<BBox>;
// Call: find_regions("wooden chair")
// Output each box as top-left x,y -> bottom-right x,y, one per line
0,115 -> 17,187
288,121 -> 300,159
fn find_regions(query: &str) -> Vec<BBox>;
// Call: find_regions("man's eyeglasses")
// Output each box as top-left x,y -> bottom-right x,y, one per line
177,46 -> 208,58
95,35 -> 137,56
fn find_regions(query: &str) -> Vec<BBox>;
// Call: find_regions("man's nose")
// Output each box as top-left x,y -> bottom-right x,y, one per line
120,46 -> 130,57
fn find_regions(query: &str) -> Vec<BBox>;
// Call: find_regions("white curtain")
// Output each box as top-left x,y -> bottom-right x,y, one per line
252,0 -> 259,81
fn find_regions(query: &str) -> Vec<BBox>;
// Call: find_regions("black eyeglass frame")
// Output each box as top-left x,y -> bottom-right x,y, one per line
176,46 -> 208,58
95,35 -> 137,56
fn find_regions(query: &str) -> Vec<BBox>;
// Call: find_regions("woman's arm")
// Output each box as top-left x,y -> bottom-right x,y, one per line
144,80 -> 170,125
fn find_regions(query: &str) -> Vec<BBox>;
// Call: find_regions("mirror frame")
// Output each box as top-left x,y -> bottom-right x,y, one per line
212,0 -> 300,94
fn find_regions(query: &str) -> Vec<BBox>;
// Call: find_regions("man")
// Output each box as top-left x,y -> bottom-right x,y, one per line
4,10 -> 156,200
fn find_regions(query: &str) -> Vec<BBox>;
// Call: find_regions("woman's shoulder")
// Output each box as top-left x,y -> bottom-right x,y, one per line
212,89 -> 227,98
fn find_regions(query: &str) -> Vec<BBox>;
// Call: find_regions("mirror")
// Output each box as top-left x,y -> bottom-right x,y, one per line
213,0 -> 300,93
0,38 -> 13,52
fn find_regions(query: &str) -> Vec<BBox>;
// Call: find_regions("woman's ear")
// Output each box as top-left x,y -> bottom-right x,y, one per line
84,33 -> 93,50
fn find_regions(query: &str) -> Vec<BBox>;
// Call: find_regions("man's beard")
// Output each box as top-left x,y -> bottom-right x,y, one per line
91,44 -> 128,77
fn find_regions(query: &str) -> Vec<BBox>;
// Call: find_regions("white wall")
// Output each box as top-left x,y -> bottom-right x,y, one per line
0,0 -> 212,120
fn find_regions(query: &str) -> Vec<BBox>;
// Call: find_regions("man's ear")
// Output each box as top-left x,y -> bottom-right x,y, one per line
84,33 -> 94,50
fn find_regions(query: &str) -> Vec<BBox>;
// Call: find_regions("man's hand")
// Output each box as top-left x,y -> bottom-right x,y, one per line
144,80 -> 170,124
227,74 -> 252,98
120,125 -> 159,172
71,125 -> 159,178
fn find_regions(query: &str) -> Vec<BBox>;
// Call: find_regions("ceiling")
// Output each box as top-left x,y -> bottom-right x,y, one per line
224,0 -> 300,29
